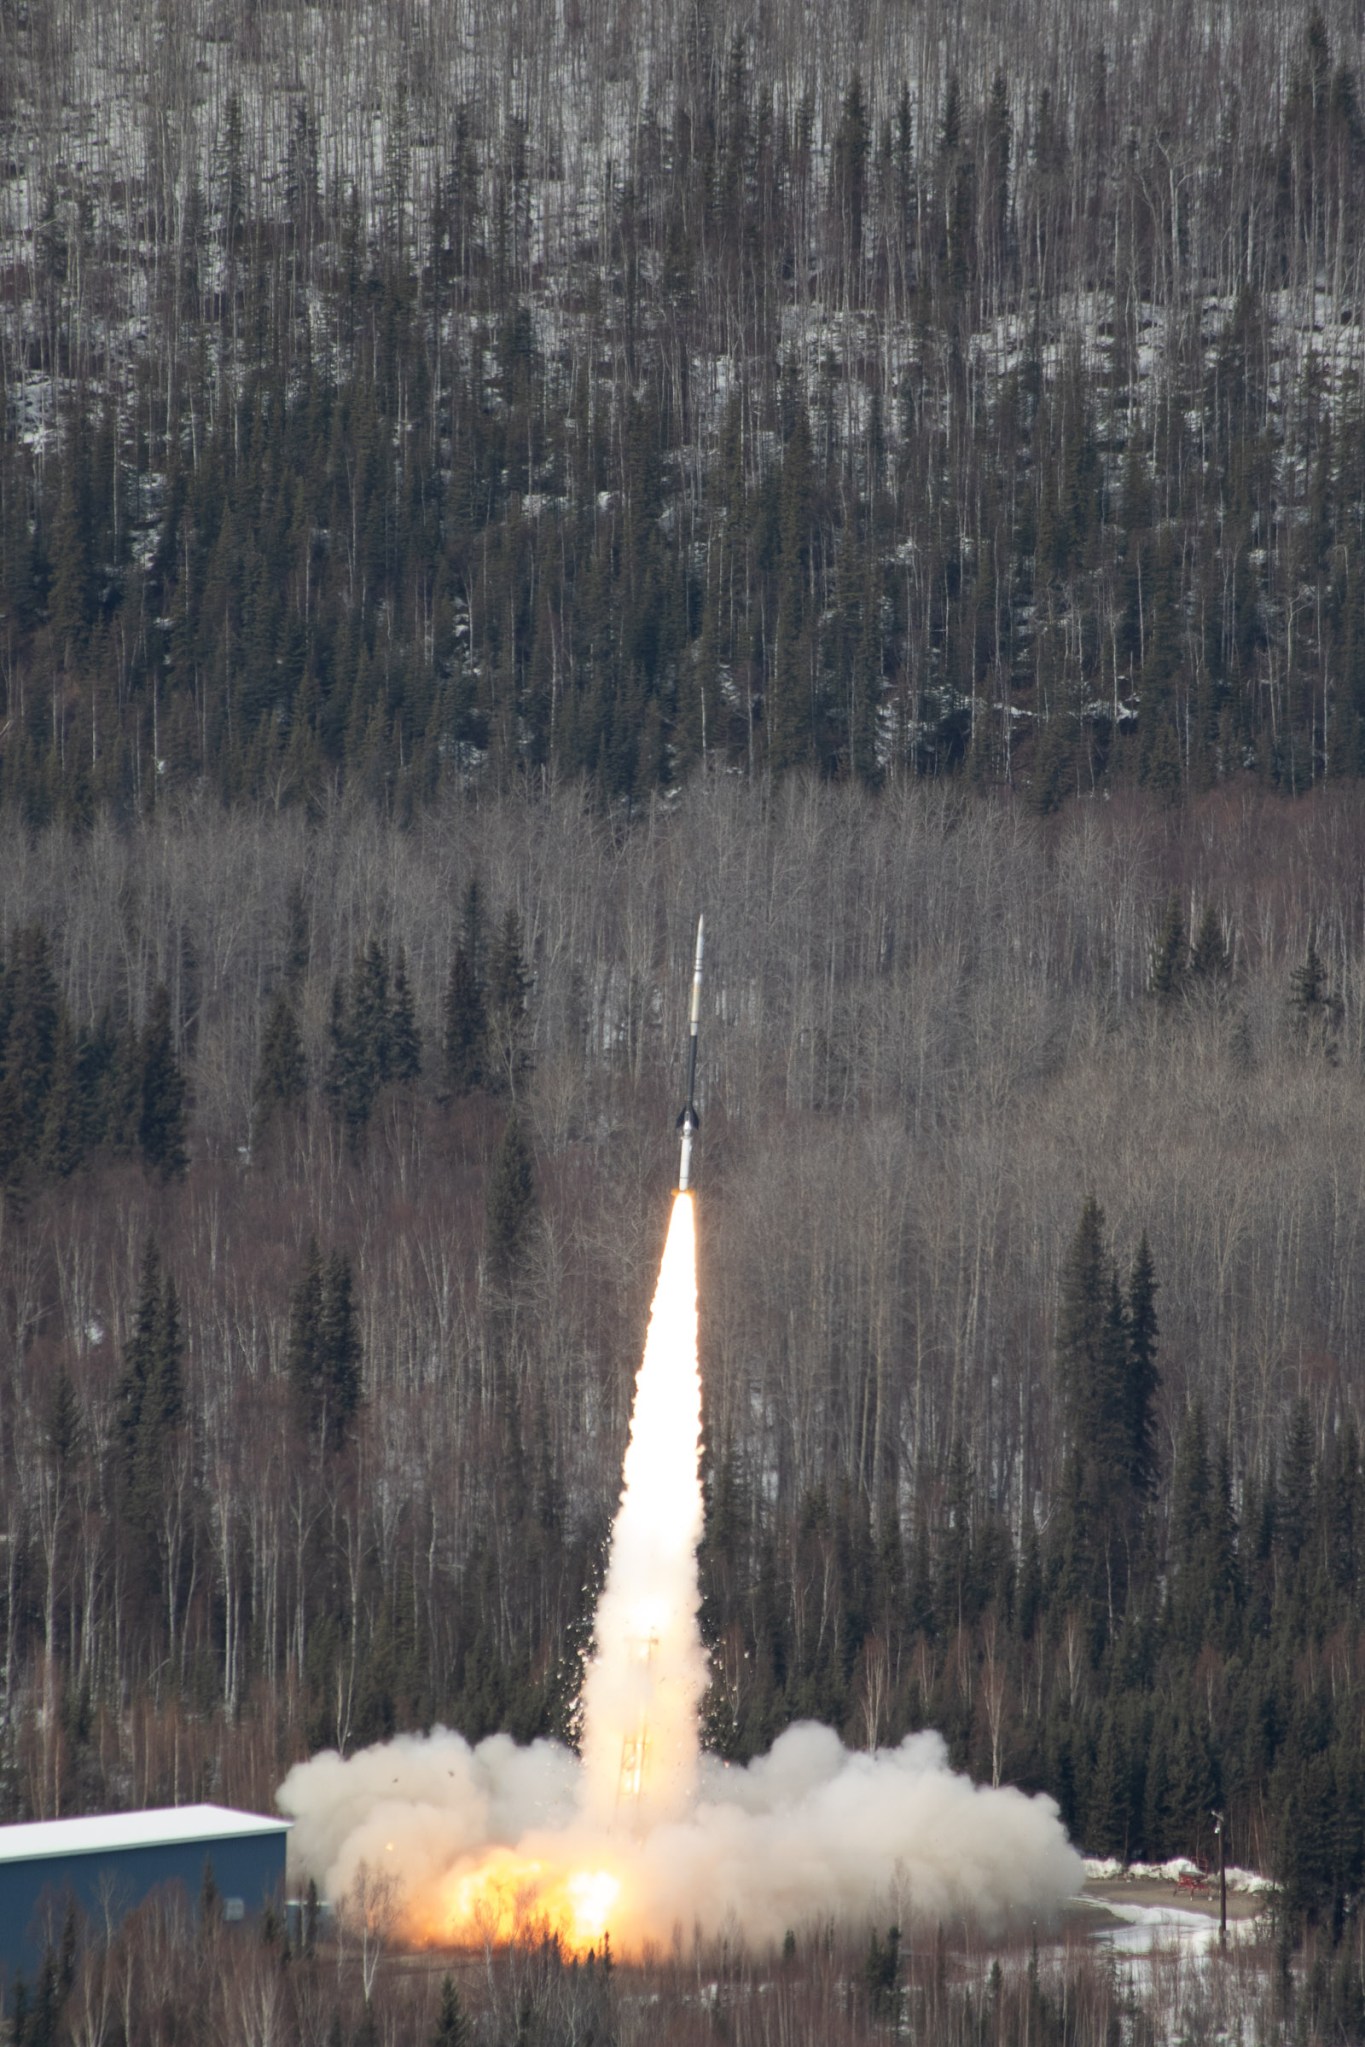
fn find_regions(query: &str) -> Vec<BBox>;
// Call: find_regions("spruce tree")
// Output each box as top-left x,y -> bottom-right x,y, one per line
460,878 -> 488,983
45,1364 -> 81,1473
1056,1197 -> 1151,1618
1057,1196 -> 1111,1462
117,1240 -> 164,1480
48,455 -> 95,663
319,1250 -> 362,1451
1087,1707 -> 1131,1859
323,965 -> 372,1141
769,400 -> 816,772
0,1074 -> 22,1191
1291,927 -> 1341,1059
325,943 -> 397,1139
1124,1235 -> 1161,1499
322,976 -> 352,1123
287,1240 -> 362,1452
254,987 -> 307,1141
3,922 -> 61,1164
138,983 -> 188,1179
282,882 -> 311,985
863,1926 -> 900,2022
116,1242 -> 185,1591
442,942 -> 486,1097
1168,1398 -> 1212,1589
286,1238 -> 325,1436
40,1014 -> 84,1179
485,1113 -> 536,1294
388,947 -> 421,1086
1291,930 -> 1329,1013
351,941 -> 392,1094
1148,893 -> 1188,1000
102,1015 -> 144,1157
486,907 -> 531,1097
431,1977 -> 470,2047
1276,1400 -> 1316,1570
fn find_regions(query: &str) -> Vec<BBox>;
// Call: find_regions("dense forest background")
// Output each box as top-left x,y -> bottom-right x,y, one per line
4,0 -> 1365,803
9,0 -> 1365,2024
1,784 -> 1365,1946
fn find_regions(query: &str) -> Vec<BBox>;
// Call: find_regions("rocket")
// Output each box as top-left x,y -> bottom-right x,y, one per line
676,915 -> 704,1192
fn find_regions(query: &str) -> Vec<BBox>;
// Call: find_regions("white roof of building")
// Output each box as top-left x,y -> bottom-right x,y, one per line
0,1803 -> 290,1864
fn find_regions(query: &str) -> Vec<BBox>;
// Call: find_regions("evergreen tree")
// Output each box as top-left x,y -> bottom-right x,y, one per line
1055,1198 -> 1154,1618
287,1240 -> 362,1452
388,947 -> 422,1086
282,882 -> 311,986
1276,1399 -> 1316,1570
325,942 -> 401,1138
351,941 -> 392,1092
442,941 -> 486,1097
769,399 -> 816,771
1149,893 -> 1188,1000
1057,1197 -> 1114,1466
1087,1706 -> 1132,1858
1167,1397 -> 1214,1644
322,976 -> 352,1123
1291,927 -> 1341,1059
47,454 -> 95,663
863,1925 -> 901,2021
116,1241 -> 185,1589
319,1249 -> 363,1451
983,70 -> 1012,259
101,1016 -> 144,1156
1291,929 -> 1329,1013
138,984 -> 188,1179
39,1014 -> 84,1179
486,907 -> 531,1097
254,987 -> 307,1140
286,1238 -> 325,1436
2,922 -> 61,1167
431,1976 -> 470,2047
26,1945 -> 63,2047
1124,1235 -> 1161,1499
45,1364 -> 81,1473
486,1113 -> 536,1294
831,75 -> 870,285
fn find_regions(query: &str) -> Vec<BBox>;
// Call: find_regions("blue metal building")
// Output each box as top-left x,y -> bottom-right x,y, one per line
0,1804 -> 290,1990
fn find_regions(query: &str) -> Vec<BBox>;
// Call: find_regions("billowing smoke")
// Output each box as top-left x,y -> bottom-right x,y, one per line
280,1722 -> 1080,1950
277,1194 -> 1082,1952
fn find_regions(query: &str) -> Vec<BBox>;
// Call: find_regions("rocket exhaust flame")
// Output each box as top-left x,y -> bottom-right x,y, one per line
581,1193 -> 705,1834
277,951 -> 1082,1955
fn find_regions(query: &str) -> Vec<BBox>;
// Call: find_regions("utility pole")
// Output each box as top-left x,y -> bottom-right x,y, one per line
1212,1810 -> 1227,1946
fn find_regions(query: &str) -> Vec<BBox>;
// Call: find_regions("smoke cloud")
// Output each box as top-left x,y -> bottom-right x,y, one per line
278,1721 -> 1082,1949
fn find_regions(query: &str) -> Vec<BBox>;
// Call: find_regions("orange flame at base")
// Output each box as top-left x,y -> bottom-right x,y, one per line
410,1850 -> 624,1956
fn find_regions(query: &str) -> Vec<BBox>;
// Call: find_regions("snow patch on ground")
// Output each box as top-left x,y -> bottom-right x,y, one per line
1092,1900 -> 1252,1957
1083,1855 -> 1273,1893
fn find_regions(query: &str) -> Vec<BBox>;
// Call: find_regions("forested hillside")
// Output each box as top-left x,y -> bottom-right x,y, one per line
4,0 -> 1365,806
12,0 -> 1365,2017
0,784 -> 1363,1940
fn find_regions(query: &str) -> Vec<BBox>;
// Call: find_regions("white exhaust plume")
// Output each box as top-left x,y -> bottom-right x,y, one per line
577,1191 -> 707,1833
278,1195 -> 1081,1952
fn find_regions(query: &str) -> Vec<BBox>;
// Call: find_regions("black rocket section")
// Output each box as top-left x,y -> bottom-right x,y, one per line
676,916 -> 704,1191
